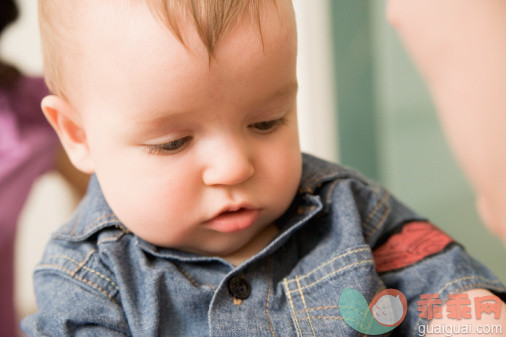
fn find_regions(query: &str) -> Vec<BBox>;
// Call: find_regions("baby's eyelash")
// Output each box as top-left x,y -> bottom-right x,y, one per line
250,117 -> 287,133
143,117 -> 286,155
144,136 -> 192,155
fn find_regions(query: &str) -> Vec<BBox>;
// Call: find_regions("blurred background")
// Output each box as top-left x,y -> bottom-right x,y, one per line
2,0 -> 504,331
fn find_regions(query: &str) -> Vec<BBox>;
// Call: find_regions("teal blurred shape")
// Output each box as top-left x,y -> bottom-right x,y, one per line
339,288 -> 396,335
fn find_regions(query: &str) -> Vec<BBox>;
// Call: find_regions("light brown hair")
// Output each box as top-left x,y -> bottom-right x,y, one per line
38,0 -> 290,101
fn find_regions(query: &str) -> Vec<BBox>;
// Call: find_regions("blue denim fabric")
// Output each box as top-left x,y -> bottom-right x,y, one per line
22,154 -> 506,336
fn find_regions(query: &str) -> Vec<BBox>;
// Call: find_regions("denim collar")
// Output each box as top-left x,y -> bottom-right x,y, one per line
52,153 -> 346,265
51,175 -> 125,242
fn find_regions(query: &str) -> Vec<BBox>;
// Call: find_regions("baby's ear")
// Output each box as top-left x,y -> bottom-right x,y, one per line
41,95 -> 94,174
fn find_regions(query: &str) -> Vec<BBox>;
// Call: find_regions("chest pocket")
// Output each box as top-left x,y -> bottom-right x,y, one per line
282,245 -> 387,337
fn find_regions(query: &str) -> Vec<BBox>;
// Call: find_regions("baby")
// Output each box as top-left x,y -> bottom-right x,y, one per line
23,0 -> 506,336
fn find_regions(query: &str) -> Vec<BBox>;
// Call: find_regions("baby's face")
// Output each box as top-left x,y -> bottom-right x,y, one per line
73,2 -> 301,257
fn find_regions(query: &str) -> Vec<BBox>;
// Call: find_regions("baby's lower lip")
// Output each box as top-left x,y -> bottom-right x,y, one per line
205,209 -> 260,233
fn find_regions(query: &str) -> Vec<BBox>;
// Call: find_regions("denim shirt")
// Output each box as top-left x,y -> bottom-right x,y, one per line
22,154 -> 506,337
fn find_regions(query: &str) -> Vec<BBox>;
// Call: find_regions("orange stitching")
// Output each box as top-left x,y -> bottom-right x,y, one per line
363,190 -> 390,230
296,275 -> 316,336
68,211 -> 83,235
294,306 -> 339,314
46,253 -> 119,290
37,264 -> 115,302
97,229 -> 127,245
75,250 -> 95,273
286,260 -> 374,294
298,316 -> 344,321
365,197 -> 392,240
284,247 -> 370,285
175,265 -> 216,293
283,278 -> 303,335
324,180 -> 340,204
175,265 -> 200,288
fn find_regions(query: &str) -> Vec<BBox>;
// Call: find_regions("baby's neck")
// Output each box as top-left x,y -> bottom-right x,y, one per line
222,224 -> 280,266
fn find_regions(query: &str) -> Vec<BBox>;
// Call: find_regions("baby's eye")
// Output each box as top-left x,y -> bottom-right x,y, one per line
250,118 -> 285,133
145,136 -> 192,155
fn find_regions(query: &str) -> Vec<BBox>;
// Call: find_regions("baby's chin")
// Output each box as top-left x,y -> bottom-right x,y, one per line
185,224 -> 279,265
127,216 -> 279,264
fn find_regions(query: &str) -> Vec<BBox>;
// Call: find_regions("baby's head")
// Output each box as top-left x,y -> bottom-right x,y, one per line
39,0 -> 302,260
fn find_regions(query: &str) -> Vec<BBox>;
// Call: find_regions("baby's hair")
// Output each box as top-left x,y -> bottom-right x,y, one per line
38,0 -> 289,101
147,0 -> 266,58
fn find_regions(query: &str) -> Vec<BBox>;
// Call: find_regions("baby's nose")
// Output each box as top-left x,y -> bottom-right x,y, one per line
202,143 -> 254,186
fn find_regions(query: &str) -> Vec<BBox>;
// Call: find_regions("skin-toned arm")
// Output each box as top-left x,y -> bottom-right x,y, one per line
386,0 -> 506,242
427,289 -> 506,337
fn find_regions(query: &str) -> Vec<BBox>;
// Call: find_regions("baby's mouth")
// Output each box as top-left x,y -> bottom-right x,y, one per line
205,207 -> 261,233
216,208 -> 248,218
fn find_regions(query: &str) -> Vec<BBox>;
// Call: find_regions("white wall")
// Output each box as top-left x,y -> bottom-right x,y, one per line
294,0 -> 338,162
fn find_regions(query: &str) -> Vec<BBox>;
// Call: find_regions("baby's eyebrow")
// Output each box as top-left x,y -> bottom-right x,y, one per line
130,109 -> 191,130
130,81 -> 298,129
266,81 -> 299,102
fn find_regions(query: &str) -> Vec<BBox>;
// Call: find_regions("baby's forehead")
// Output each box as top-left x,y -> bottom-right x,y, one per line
39,0 -> 295,103
76,0 -> 292,53
145,0 -> 295,58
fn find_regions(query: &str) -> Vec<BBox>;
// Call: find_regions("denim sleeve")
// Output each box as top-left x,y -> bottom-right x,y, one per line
380,244 -> 506,337
21,253 -> 130,336
370,194 -> 506,337
326,174 -> 506,336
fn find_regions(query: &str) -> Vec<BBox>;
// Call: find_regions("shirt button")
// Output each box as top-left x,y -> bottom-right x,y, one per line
228,275 -> 251,300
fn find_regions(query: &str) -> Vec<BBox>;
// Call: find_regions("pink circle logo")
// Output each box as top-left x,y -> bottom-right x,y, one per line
369,289 -> 408,327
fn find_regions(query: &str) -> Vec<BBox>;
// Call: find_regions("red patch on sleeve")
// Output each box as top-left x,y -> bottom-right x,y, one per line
372,221 -> 454,273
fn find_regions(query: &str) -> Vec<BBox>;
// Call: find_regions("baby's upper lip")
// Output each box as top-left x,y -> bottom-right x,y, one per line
208,203 -> 259,221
